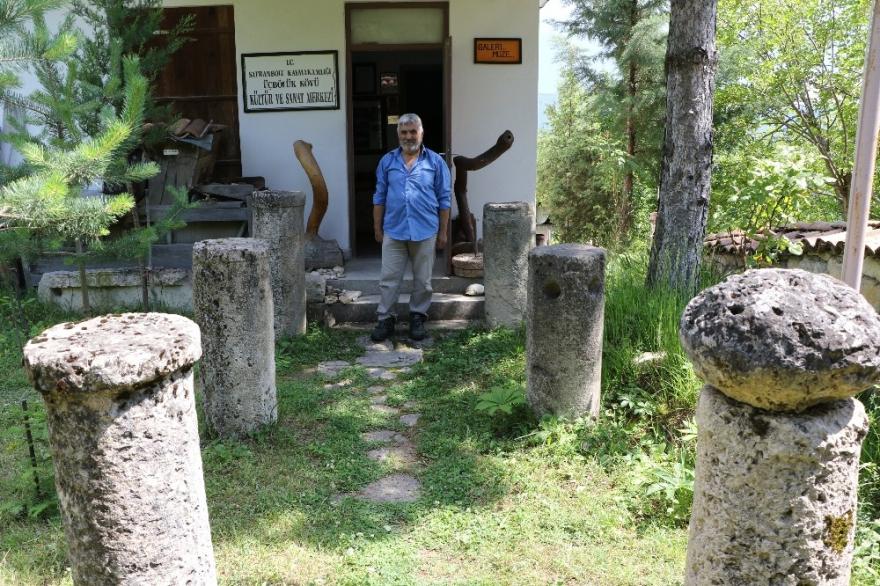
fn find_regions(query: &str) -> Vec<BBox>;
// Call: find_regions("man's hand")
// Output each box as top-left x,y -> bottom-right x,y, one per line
373,204 -> 385,243
436,232 -> 447,250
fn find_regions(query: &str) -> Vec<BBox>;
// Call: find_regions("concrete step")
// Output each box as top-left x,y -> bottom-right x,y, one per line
322,292 -> 484,323
326,274 -> 481,296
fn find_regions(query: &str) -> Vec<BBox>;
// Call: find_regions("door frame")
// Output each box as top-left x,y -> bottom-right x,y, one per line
344,1 -> 450,258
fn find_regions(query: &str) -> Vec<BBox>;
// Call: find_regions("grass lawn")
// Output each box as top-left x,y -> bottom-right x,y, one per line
1,322 -> 688,585
1,258 -> 878,584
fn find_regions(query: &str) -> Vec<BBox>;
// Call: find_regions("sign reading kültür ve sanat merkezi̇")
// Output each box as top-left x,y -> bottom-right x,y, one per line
241,51 -> 339,113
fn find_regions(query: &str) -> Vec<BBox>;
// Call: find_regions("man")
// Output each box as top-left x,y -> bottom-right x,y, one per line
371,113 -> 451,342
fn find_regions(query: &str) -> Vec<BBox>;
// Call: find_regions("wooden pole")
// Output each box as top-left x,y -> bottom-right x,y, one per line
842,0 -> 880,290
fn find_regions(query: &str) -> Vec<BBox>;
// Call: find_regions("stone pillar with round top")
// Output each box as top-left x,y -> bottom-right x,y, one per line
680,268 -> 880,585
193,237 -> 277,437
22,313 -> 216,585
250,190 -> 307,338
483,201 -> 534,328
526,244 -> 606,418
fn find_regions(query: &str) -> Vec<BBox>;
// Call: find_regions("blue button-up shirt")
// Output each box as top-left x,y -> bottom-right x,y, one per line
373,146 -> 452,242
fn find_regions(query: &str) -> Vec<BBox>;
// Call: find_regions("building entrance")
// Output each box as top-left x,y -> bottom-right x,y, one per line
350,50 -> 444,255
345,2 -> 450,257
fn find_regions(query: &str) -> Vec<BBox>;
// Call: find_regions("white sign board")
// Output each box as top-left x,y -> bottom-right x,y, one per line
241,51 -> 339,113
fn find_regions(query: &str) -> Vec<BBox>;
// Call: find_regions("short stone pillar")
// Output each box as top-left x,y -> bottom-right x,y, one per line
193,238 -> 277,437
22,313 -> 216,585
483,202 -> 534,327
250,190 -> 307,338
526,244 -> 606,418
680,269 -> 880,585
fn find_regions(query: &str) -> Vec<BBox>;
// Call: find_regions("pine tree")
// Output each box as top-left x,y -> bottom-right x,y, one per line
558,0 -> 667,236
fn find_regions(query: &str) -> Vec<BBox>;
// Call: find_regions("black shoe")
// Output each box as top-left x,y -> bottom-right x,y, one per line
371,316 -> 396,342
409,312 -> 427,341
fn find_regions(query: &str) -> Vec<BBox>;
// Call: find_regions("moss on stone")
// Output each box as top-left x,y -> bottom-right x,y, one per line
823,510 -> 852,554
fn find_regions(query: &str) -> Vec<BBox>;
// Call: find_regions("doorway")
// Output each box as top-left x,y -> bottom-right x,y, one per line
346,3 -> 450,257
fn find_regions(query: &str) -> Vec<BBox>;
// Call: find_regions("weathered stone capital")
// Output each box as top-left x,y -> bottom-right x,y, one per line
680,268 -> 880,411
23,313 -> 201,395
249,189 -> 306,208
484,201 -> 531,215
193,237 -> 270,263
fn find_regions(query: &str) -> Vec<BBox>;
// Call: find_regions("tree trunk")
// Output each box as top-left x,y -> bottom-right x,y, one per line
647,0 -> 718,294
75,239 -> 91,314
620,0 -> 638,238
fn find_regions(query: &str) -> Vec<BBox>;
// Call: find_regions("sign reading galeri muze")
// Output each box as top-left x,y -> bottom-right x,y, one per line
241,51 -> 339,113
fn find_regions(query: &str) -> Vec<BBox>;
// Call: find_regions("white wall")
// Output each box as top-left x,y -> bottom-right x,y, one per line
21,0 -> 539,254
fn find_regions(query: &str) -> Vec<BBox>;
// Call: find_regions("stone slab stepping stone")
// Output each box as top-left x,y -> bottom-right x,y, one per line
398,337 -> 435,349
367,444 -> 418,466
317,360 -> 351,376
357,474 -> 421,503
357,336 -> 395,352
402,401 -> 418,410
367,385 -> 386,395
372,404 -> 400,415
400,413 -> 421,427
357,349 -> 423,369
323,378 -> 352,390
361,430 -> 407,444
370,395 -> 388,405
365,367 -> 397,381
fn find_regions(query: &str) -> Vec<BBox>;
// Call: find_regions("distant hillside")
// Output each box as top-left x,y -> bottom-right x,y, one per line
538,93 -> 556,130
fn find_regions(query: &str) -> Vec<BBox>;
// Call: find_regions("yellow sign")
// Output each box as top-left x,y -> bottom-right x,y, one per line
474,38 -> 522,64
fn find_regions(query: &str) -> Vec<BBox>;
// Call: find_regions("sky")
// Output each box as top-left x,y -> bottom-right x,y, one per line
538,0 -> 598,95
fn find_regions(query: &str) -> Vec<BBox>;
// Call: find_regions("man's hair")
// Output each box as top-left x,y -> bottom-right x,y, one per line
397,113 -> 423,129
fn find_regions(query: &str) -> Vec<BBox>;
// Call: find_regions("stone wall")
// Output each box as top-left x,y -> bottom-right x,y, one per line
37,268 -> 192,312
705,250 -> 880,311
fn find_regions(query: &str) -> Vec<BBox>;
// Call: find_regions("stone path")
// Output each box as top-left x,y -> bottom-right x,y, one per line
318,335 -> 427,504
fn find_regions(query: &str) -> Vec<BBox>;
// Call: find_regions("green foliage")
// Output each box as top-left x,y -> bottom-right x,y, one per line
70,0 -> 194,138
538,43 -> 631,246
540,0 -> 668,244
710,144 -> 839,236
475,380 -> 526,416
715,0 -> 871,213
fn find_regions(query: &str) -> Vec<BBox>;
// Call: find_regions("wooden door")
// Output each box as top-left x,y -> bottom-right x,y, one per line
153,5 -> 241,181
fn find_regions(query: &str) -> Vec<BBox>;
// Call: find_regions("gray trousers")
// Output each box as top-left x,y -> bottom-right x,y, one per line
377,236 -> 436,320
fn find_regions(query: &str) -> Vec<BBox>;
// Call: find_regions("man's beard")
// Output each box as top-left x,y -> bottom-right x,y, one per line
401,140 -> 421,154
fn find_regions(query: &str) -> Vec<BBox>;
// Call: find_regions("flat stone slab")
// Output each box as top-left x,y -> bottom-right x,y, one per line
317,361 -> 351,377
372,405 -> 400,416
370,395 -> 388,405
361,430 -> 408,444
367,385 -> 386,395
357,336 -> 394,352
357,474 -> 421,503
399,413 -> 421,427
24,313 -> 201,393
680,268 -> 880,410
366,444 -> 418,466
365,368 -> 397,381
397,337 -> 435,349
357,350 -> 423,369
323,379 -> 352,390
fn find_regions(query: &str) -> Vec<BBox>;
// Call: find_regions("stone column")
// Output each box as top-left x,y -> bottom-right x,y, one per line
250,190 -> 307,338
193,238 -> 277,437
483,202 -> 534,328
680,269 -> 880,585
526,244 -> 606,418
22,313 -> 216,585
